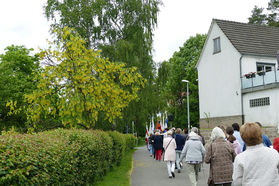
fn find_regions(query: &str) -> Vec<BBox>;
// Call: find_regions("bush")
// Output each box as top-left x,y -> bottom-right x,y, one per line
0,128 -> 134,185
137,136 -> 147,146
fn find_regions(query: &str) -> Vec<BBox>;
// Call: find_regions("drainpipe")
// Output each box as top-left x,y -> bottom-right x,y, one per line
239,55 -> 244,125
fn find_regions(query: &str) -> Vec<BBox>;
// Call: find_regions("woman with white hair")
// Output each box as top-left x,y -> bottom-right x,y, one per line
179,131 -> 205,186
163,130 -> 177,178
205,127 -> 236,186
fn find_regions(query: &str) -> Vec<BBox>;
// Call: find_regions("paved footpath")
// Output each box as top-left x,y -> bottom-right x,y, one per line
131,146 -> 209,186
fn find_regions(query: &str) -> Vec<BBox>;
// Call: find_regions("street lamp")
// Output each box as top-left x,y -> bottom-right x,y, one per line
182,80 -> 190,133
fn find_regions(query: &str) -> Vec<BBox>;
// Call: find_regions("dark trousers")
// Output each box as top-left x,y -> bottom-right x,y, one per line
214,183 -> 231,186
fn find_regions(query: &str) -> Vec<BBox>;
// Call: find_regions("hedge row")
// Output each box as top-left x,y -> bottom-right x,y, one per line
0,129 -> 135,185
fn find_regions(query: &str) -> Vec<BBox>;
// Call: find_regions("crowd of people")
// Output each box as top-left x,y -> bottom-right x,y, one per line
146,122 -> 279,186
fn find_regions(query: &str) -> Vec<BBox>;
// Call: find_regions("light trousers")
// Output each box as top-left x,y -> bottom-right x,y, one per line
166,161 -> 175,176
186,163 -> 201,186
175,150 -> 182,170
149,144 -> 154,155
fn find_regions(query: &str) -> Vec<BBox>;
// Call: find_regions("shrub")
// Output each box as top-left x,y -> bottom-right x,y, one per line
0,128 -> 134,185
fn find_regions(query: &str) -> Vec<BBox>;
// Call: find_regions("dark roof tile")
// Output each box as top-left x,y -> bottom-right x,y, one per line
214,19 -> 279,57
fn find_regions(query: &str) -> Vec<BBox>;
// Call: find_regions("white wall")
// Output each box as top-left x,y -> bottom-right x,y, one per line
243,88 -> 279,127
241,55 -> 277,75
198,22 -> 242,119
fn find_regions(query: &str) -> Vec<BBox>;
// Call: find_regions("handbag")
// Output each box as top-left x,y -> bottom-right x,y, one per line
207,143 -> 214,186
163,138 -> 173,161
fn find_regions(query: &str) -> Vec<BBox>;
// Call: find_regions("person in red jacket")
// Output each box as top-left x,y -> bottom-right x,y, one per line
273,137 -> 279,153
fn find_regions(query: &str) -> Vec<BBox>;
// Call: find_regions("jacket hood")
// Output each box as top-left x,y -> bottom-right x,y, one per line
188,132 -> 200,140
188,131 -> 199,137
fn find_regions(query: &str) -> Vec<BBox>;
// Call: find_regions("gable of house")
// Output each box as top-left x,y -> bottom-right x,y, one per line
197,19 -> 279,128
214,19 -> 279,57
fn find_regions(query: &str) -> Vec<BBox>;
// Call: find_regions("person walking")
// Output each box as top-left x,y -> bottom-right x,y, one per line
226,126 -> 242,154
232,123 -> 244,150
233,123 -> 279,186
154,131 -> 163,161
163,130 -> 177,178
205,127 -> 236,186
179,131 -> 205,186
175,128 -> 185,173
182,128 -> 189,140
242,121 -> 272,151
148,133 -> 155,157
197,129 -> 205,146
273,137 -> 279,153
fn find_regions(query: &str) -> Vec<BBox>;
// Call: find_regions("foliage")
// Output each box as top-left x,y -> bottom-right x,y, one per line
155,61 -> 171,112
44,0 -> 162,50
249,1 -> 279,27
95,149 -> 135,186
8,28 -> 145,129
163,34 -> 207,129
136,136 -> 147,147
0,128 -> 135,185
43,0 -> 162,136
0,45 -> 40,131
248,6 -> 267,25
107,131 -> 126,166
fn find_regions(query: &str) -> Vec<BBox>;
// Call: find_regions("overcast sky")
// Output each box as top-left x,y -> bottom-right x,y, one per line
0,0 -> 270,63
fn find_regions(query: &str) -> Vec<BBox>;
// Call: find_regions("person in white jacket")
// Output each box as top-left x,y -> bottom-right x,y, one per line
233,123 -> 279,186
179,131 -> 205,186
163,130 -> 177,178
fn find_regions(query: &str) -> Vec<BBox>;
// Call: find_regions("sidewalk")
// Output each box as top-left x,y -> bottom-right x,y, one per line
131,146 -> 209,186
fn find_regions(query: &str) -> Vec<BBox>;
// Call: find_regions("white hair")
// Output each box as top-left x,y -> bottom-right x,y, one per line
191,127 -> 199,134
167,130 -> 173,136
210,127 -> 226,141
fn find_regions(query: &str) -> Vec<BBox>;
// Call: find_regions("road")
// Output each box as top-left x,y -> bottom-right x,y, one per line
131,146 -> 210,186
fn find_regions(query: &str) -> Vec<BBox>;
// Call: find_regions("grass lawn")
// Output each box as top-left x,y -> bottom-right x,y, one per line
95,149 -> 136,186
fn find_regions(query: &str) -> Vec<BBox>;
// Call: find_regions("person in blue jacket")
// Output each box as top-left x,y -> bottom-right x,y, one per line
242,121 -> 272,151
174,128 -> 185,173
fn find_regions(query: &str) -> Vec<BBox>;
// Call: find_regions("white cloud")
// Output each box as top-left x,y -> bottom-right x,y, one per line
153,0 -> 270,62
0,0 -> 50,54
0,0 -> 270,63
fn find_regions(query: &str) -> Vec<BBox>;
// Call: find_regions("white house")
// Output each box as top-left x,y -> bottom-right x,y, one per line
196,19 -> 279,129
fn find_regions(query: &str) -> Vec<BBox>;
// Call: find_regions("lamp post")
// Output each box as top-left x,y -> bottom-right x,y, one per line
182,80 -> 190,133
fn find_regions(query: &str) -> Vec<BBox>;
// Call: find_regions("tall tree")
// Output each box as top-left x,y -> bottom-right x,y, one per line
249,1 -> 279,27
248,6 -> 267,25
266,0 -> 279,26
155,61 -> 171,114
44,0 -> 161,50
8,28 -> 145,130
44,0 -> 162,135
0,45 -> 40,131
165,34 -> 206,129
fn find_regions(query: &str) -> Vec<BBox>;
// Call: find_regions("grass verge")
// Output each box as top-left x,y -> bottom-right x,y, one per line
95,149 -> 136,186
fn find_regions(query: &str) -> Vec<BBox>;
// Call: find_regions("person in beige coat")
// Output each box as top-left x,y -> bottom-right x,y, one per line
205,127 -> 236,186
163,130 -> 177,178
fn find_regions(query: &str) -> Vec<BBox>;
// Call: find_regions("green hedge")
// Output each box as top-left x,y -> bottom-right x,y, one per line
0,129 -> 135,185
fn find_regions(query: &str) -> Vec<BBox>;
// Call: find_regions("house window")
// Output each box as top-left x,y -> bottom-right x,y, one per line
256,62 -> 275,73
249,97 -> 270,107
213,37 -> 221,54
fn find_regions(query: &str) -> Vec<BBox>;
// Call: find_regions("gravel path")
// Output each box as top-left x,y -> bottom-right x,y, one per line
131,146 -> 209,186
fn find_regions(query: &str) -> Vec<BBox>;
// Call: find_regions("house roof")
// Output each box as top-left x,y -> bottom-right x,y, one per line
214,19 -> 279,57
